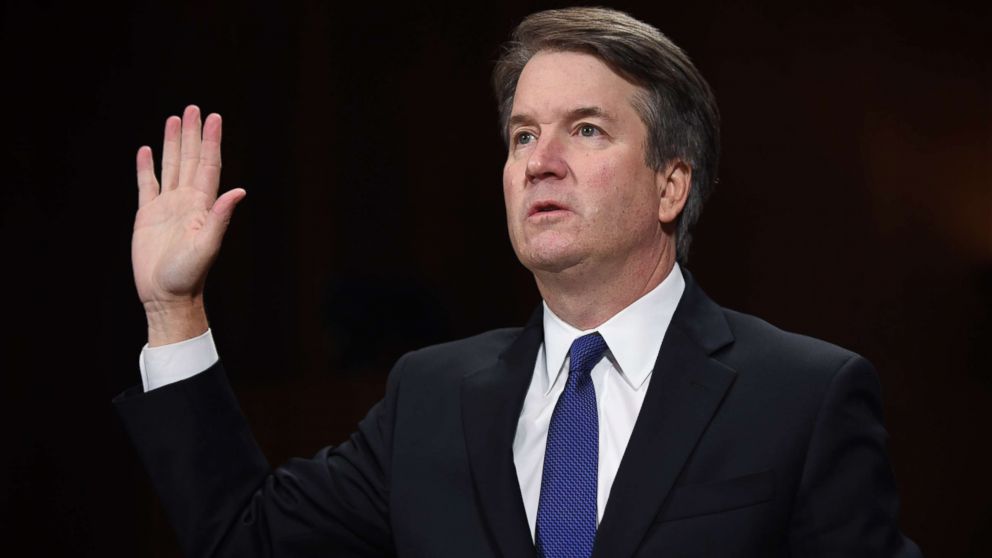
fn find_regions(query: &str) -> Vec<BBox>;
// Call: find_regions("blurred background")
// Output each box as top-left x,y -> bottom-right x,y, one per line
2,0 -> 989,555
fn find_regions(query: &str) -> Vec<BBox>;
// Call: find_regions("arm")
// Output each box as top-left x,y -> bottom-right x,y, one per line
115,357 -> 402,557
123,108 -> 395,555
789,355 -> 923,557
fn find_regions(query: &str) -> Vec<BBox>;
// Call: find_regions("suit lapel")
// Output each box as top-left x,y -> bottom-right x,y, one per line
593,272 -> 738,558
461,308 -> 542,558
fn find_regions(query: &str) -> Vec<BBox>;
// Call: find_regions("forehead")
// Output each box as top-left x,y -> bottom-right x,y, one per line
511,50 -> 643,119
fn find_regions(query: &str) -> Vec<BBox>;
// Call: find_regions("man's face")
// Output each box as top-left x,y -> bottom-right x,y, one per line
503,50 -> 666,277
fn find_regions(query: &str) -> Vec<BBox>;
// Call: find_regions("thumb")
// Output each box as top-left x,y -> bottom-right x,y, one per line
203,188 -> 247,247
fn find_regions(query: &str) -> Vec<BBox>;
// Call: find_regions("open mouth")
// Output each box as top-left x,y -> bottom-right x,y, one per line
529,201 -> 569,217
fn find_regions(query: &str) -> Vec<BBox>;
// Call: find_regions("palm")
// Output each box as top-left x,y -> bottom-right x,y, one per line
133,187 -> 213,303
132,106 -> 245,308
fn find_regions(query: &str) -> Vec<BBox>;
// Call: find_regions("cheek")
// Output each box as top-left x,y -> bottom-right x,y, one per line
590,160 -> 617,190
588,156 -> 658,224
587,160 -> 634,217
584,157 -> 616,201
502,163 -> 525,244
501,165 -> 516,208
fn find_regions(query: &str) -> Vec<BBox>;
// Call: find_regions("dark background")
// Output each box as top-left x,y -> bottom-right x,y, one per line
2,0 -> 989,555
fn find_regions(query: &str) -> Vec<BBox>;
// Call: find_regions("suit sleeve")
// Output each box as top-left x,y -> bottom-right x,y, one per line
114,355 -> 408,557
788,355 -> 923,557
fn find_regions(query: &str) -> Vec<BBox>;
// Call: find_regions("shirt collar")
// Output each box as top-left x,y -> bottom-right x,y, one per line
541,263 -> 686,394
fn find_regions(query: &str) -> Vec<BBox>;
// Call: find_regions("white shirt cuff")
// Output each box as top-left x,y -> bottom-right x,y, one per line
139,328 -> 220,392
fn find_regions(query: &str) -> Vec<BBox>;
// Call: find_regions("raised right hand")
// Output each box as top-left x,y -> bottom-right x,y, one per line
132,105 -> 246,345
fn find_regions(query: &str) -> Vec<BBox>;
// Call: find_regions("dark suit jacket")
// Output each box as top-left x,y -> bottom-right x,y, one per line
115,272 -> 922,557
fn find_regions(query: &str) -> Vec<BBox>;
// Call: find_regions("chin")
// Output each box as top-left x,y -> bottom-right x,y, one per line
509,229 -> 587,273
518,245 -> 585,274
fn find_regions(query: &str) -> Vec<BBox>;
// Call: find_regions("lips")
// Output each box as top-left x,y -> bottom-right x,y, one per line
528,200 -> 572,217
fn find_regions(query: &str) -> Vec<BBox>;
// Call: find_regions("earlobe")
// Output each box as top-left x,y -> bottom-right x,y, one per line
657,161 -> 692,224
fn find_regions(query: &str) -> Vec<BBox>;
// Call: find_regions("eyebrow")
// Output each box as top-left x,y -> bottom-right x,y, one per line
506,106 -> 618,133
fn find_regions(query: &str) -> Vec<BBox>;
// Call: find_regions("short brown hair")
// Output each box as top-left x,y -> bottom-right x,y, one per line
493,7 -> 720,264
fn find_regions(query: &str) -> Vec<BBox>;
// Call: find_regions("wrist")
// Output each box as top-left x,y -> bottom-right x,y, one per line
144,297 -> 209,347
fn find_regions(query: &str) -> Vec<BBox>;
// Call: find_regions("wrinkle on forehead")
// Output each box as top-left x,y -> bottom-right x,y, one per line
509,51 -> 644,124
507,106 -> 620,131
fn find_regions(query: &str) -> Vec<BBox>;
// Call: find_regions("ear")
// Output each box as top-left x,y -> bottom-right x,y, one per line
656,160 -> 692,225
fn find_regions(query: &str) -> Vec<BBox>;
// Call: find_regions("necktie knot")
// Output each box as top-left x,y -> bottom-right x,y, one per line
569,332 -> 609,382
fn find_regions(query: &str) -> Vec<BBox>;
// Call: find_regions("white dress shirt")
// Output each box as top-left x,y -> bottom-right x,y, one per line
138,264 -> 685,542
512,264 -> 684,538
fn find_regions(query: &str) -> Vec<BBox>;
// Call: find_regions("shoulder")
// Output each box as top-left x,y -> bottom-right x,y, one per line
713,306 -> 873,397
698,304 -> 889,453
720,308 -> 858,369
390,326 -> 524,381
678,270 -> 862,376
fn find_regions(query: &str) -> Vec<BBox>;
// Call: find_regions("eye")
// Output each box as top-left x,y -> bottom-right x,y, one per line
515,131 -> 535,146
578,124 -> 601,137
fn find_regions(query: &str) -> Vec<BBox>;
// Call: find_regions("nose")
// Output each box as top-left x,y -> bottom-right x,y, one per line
526,135 -> 568,183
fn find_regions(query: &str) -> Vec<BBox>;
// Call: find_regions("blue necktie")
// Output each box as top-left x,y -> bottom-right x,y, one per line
536,332 -> 608,558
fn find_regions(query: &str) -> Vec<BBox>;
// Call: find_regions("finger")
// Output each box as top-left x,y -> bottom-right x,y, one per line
178,105 -> 202,190
193,113 -> 222,197
202,188 -> 247,251
160,116 -> 181,191
136,146 -> 160,208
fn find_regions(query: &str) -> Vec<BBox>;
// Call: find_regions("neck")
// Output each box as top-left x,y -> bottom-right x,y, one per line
534,242 -> 676,331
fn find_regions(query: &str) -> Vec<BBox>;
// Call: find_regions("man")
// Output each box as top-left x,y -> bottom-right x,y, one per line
117,7 -> 922,557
